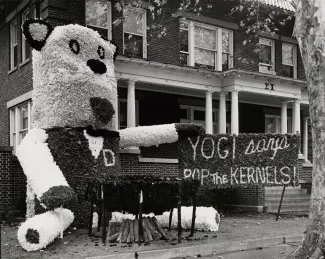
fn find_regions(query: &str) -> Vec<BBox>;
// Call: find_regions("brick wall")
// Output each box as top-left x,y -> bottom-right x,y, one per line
120,153 -> 178,176
0,147 -> 26,215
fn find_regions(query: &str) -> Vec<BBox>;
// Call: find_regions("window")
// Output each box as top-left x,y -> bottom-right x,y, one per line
21,7 -> 36,62
180,105 -> 219,134
118,99 -> 139,129
180,21 -> 189,65
10,101 -> 32,152
282,43 -> 297,79
86,0 -> 112,39
10,20 -> 18,70
259,38 -> 275,74
123,7 -> 146,58
265,115 -> 292,133
179,20 -> 233,71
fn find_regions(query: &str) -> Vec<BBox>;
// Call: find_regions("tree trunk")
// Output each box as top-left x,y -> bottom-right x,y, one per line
287,1 -> 325,258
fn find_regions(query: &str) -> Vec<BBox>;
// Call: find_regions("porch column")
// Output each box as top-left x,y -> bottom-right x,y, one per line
219,92 -> 227,134
127,79 -> 136,128
294,99 -> 301,134
303,117 -> 309,162
231,90 -> 239,135
205,91 -> 213,134
281,101 -> 287,134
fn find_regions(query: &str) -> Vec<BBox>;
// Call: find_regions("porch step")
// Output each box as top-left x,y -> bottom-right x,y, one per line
264,186 -> 310,214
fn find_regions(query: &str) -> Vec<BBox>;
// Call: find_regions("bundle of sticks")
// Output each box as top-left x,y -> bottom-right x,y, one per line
107,217 -> 167,243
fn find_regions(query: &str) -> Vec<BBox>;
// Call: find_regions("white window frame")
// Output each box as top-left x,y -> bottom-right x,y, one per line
180,105 -> 219,133
259,37 -> 275,75
85,0 -> 112,40
10,19 -> 18,70
180,20 -> 233,71
123,7 -> 147,58
9,100 -> 32,153
282,43 -> 297,79
118,98 -> 139,129
265,114 -> 292,134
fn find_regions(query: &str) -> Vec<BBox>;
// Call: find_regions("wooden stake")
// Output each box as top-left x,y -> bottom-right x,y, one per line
152,217 -> 167,240
168,208 -> 173,231
178,181 -> 182,244
189,193 -> 197,237
88,202 -> 94,236
276,185 -> 286,221
138,190 -> 143,246
100,185 -> 107,245
134,219 -> 139,243
117,219 -> 126,243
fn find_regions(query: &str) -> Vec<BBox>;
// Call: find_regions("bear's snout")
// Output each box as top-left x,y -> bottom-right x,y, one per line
87,59 -> 107,74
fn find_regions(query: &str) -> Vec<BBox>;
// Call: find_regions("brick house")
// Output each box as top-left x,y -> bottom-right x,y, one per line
0,0 -> 313,216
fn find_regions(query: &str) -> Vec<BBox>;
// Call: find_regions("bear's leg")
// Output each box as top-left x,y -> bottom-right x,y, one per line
16,128 -> 76,210
17,208 -> 74,251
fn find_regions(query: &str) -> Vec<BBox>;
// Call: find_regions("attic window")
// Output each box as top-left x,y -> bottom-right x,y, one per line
86,0 -> 112,40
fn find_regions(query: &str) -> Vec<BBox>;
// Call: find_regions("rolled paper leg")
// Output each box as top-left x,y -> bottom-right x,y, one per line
26,182 -> 35,219
17,208 -> 74,251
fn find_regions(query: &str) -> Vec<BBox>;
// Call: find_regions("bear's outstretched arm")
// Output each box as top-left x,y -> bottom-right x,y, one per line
119,123 -> 204,148
16,128 -> 76,210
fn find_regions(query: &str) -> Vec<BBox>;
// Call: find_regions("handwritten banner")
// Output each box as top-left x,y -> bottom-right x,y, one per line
178,134 -> 300,187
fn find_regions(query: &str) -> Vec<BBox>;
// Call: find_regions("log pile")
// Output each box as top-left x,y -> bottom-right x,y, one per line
107,217 -> 167,243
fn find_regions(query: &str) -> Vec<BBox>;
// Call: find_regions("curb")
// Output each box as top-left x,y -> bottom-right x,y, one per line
86,235 -> 303,259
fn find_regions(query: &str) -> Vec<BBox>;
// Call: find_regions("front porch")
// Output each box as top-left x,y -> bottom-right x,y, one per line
114,56 -> 312,213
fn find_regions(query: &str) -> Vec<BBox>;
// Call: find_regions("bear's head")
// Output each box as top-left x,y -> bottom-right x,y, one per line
23,19 -> 118,130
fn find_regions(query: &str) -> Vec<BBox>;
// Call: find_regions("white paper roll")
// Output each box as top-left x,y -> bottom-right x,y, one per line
17,208 -> 74,251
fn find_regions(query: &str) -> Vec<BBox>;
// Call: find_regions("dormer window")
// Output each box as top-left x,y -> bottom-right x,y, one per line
258,37 -> 275,74
179,20 -> 233,71
282,43 -> 297,79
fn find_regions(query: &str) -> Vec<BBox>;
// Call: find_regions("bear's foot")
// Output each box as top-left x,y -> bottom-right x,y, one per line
40,185 -> 76,210
26,229 -> 40,244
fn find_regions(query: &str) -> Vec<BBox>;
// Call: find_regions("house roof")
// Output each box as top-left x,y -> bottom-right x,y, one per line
259,0 -> 295,12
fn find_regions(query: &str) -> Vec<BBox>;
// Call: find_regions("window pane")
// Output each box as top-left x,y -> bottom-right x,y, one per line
119,101 -> 127,129
25,40 -> 31,60
124,33 -> 143,58
20,105 -> 28,130
180,108 -> 188,120
20,130 -> 28,142
123,9 -> 143,34
194,48 -> 215,69
194,110 -> 205,121
12,109 -> 16,132
86,0 -> 108,28
87,25 -> 108,38
180,29 -> 188,52
12,23 -> 17,44
194,26 -> 216,50
282,65 -> 294,78
180,53 -> 188,65
259,44 -> 272,64
265,117 -> 275,133
222,53 -> 229,71
259,38 -> 272,46
222,31 -> 230,52
282,45 -> 293,65
259,64 -> 273,73
14,45 -> 17,68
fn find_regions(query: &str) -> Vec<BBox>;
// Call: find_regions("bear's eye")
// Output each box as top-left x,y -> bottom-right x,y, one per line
69,40 -> 80,54
97,46 -> 105,59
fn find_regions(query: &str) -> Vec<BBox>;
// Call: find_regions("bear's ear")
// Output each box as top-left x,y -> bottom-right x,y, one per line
101,36 -> 118,61
22,18 -> 53,51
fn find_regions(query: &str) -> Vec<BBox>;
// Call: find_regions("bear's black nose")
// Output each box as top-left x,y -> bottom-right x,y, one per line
87,59 -> 107,74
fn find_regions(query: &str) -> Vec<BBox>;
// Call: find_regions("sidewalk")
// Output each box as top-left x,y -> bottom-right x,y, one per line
1,212 -> 309,259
